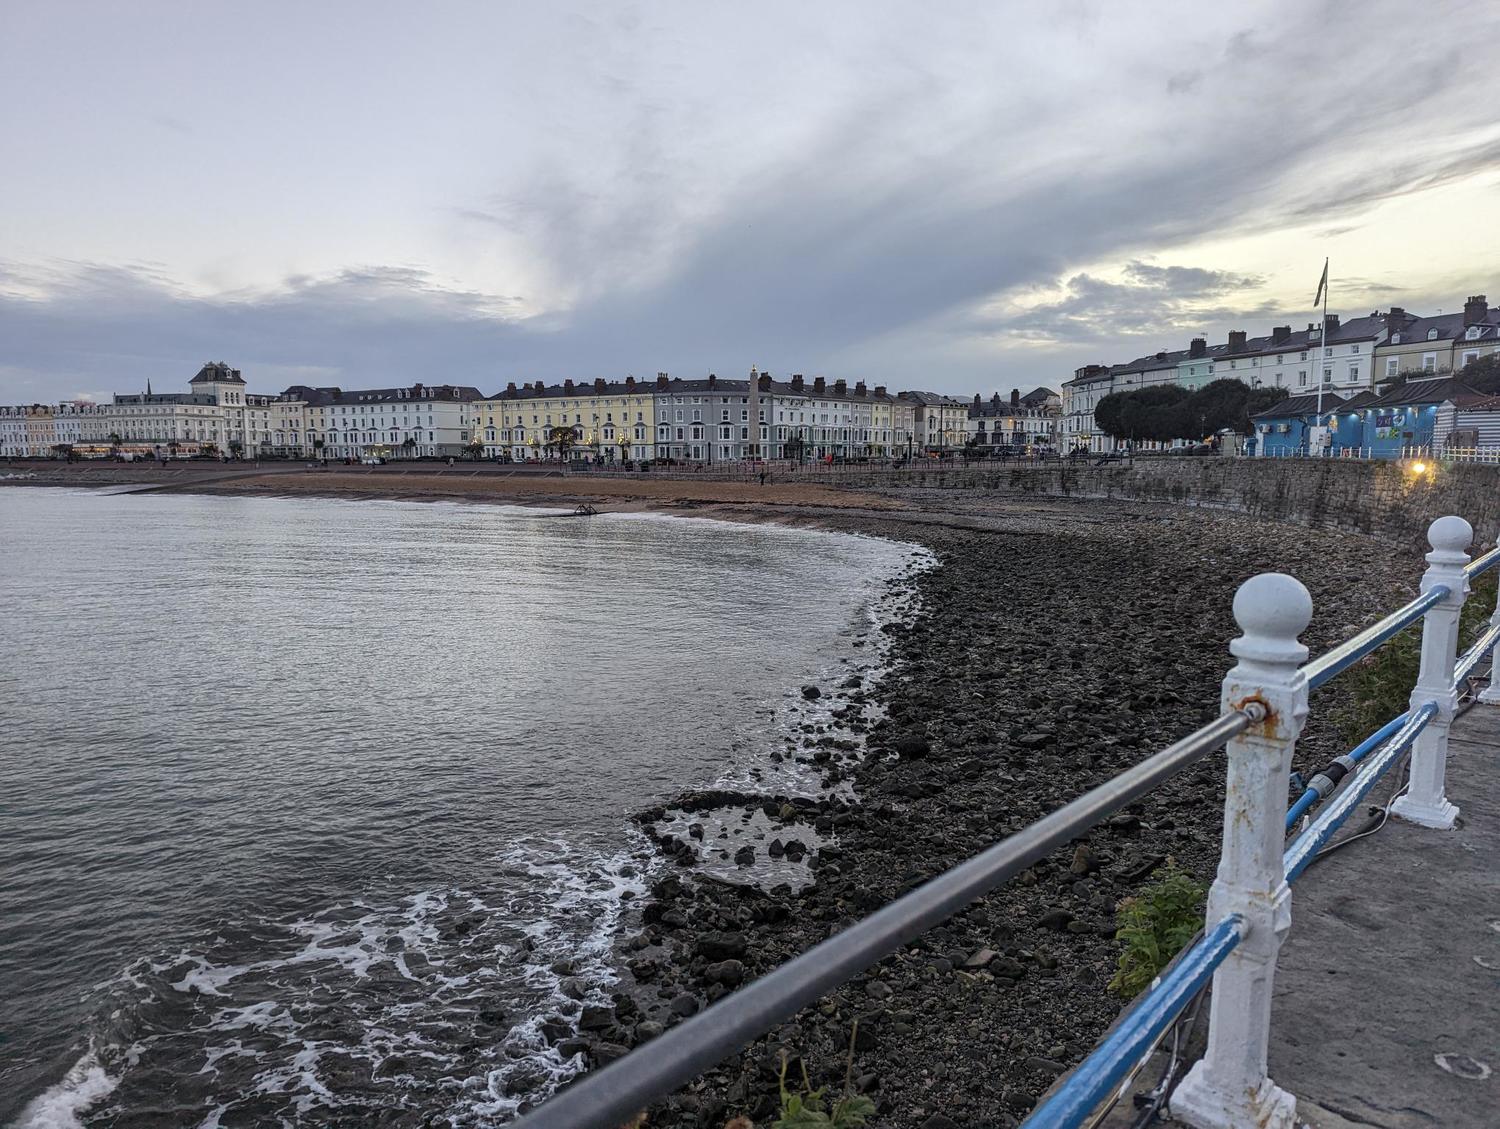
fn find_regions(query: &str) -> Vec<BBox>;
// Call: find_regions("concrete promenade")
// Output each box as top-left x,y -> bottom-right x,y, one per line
1265,703 -> 1500,1127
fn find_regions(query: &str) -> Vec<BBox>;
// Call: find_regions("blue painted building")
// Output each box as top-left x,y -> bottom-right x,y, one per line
1251,393 -> 1344,456
1361,377 -> 1480,458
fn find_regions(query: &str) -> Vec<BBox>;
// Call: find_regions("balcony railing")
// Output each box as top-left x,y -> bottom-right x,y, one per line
509,515 -> 1499,1129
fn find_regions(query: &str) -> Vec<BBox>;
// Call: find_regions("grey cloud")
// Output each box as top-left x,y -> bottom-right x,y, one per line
1166,71 -> 1201,95
971,261 -> 1268,347
4,1 -> 1500,399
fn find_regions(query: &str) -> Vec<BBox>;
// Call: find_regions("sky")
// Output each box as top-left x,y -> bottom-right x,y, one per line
3,0 -> 1500,403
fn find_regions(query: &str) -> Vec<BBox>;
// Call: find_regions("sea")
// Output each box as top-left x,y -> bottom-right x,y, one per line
0,488 -> 923,1128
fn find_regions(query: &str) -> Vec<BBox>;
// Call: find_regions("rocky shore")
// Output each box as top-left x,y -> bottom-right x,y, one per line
3,465 -> 1435,1126
546,503 -> 1419,1129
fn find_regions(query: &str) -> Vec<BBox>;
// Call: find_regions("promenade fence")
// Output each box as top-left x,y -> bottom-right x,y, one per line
509,515 -> 1499,1129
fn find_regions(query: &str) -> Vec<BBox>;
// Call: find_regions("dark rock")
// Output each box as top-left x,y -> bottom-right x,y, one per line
695,932 -> 748,960
802,685 -> 822,700
578,1005 -> 614,1031
669,993 -> 700,1018
734,845 -> 756,866
705,959 -> 747,987
892,736 -> 931,759
1036,908 -> 1075,931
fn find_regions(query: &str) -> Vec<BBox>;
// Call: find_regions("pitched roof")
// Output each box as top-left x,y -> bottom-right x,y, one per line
897,389 -> 968,406
1250,392 -> 1345,420
190,362 -> 245,384
1337,390 -> 1381,411
1020,387 -> 1058,402
285,383 -> 481,405
1369,376 -> 1482,408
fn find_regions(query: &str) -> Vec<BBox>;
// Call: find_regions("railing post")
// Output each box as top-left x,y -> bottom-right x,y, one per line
1391,516 -> 1471,829
1172,573 -> 1312,1129
1480,567 -> 1500,705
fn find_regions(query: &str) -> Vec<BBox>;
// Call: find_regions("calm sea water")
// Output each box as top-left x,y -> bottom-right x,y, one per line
0,488 -> 920,1128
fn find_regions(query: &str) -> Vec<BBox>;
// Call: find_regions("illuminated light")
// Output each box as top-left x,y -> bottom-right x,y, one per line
1410,461 -> 1429,475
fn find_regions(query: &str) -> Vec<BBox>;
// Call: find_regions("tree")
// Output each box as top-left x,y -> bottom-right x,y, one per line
200,441 -> 220,457
545,425 -> 576,460
464,440 -> 484,460
312,437 -> 325,453
107,431 -> 122,448
617,436 -> 631,463
228,438 -> 244,456
50,443 -> 73,460
402,436 -> 418,457
1458,354 -> 1500,396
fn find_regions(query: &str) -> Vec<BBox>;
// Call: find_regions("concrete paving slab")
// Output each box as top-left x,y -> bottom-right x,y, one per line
1263,703 -> 1500,1127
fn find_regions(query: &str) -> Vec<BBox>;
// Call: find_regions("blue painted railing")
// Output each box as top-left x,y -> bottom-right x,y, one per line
1021,915 -> 1245,1128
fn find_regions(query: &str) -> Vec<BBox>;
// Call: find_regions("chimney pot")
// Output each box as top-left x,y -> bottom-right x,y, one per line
656,374 -> 669,389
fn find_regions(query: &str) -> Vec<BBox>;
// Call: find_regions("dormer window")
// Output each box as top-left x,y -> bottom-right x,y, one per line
1469,326 -> 1482,340
1428,328 -> 1439,340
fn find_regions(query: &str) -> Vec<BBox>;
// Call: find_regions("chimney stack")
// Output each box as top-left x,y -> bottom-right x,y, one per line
707,373 -> 716,388
506,381 -> 517,395
1464,295 -> 1489,326
564,379 -> 575,393
855,380 -> 867,396
594,377 -> 606,392
655,374 -> 669,390
791,374 -> 805,392
834,378 -> 847,395
874,384 -> 886,396
1010,388 -> 1020,407
625,375 -> 635,389
1228,330 -> 1247,352
1323,313 -> 1340,332
814,376 -> 826,394
1271,325 -> 1291,345
1189,338 -> 1207,358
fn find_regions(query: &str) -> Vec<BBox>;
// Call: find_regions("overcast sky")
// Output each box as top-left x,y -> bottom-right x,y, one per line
3,0 -> 1499,403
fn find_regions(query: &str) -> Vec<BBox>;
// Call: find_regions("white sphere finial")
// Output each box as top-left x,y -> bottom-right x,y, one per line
1231,573 -> 1313,664
1427,515 -> 1473,554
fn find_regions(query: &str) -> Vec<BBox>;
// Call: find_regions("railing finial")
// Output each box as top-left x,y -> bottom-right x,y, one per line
1173,572 -> 1310,1129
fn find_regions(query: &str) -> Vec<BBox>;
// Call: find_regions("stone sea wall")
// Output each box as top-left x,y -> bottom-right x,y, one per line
842,458 -> 1500,547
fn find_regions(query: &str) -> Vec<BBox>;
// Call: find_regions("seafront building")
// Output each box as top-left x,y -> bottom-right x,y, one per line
1,362 -> 1062,462
1061,292 -> 1500,453
471,371 -> 927,462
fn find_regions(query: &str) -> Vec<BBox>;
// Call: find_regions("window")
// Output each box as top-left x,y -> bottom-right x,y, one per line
1423,353 -> 1437,372
1323,366 -> 1332,382
1428,328 -> 1440,341
1462,351 -> 1478,367
1348,366 -> 1359,382
1298,371 -> 1308,387
1386,358 -> 1399,376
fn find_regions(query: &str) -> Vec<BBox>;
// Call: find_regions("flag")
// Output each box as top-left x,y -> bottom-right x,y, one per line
1313,258 -> 1328,308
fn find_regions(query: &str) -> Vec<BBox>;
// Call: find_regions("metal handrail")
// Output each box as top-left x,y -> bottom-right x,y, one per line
1455,621 -> 1500,685
1465,545 -> 1500,579
1283,701 -> 1437,883
1019,914 -> 1245,1128
508,707 -> 1259,1129
1301,586 -> 1448,690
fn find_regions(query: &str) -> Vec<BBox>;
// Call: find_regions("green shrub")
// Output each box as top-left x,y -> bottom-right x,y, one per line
1328,573 -> 1497,748
770,1040 -> 876,1129
1110,861 -> 1206,998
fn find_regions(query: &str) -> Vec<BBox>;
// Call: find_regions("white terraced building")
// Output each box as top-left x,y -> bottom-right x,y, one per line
289,382 -> 481,460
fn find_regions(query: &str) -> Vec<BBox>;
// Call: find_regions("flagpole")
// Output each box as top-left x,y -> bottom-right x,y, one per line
1316,257 -> 1328,454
